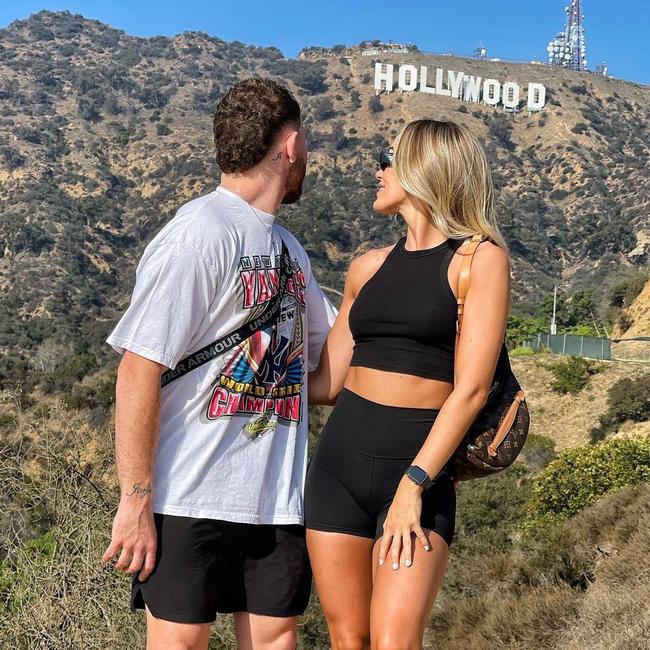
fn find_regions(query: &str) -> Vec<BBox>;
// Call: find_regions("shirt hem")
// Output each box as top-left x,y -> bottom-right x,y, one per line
152,502 -> 304,525
348,360 -> 454,384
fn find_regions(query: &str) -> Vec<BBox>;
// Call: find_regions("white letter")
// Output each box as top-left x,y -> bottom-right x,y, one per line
527,83 -> 547,110
419,66 -> 435,94
398,64 -> 418,92
448,70 -> 464,99
435,68 -> 451,96
374,63 -> 394,93
463,75 -> 482,102
503,82 -> 520,109
483,79 -> 500,106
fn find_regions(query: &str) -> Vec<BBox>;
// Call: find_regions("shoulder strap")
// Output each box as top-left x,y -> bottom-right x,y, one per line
161,237 -> 291,389
456,234 -> 485,336
453,234 -> 485,387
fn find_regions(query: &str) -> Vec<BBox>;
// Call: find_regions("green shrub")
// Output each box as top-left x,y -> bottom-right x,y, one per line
42,354 -> 98,393
510,346 -> 535,356
550,356 -> 603,394
591,374 -> 650,442
525,437 -> 650,527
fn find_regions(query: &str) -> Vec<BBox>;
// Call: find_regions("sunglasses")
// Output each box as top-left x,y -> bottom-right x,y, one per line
378,148 -> 393,171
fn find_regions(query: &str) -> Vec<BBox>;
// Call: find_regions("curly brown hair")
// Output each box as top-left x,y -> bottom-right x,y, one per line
213,78 -> 301,174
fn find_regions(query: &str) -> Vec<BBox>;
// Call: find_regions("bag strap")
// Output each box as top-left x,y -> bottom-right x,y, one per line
455,234 -> 485,337
453,234 -> 485,387
160,237 -> 291,389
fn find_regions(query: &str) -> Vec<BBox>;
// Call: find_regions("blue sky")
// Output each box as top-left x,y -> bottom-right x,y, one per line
1,1 -> 648,84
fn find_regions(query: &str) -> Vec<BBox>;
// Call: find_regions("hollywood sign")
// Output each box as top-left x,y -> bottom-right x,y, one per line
374,63 -> 547,111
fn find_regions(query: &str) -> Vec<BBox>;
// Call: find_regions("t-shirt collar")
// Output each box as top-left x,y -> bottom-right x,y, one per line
216,185 -> 276,229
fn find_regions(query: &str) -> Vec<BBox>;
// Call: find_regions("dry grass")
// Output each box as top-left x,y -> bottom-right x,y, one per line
0,374 -> 648,649
511,357 -> 650,450
0,424 -> 238,649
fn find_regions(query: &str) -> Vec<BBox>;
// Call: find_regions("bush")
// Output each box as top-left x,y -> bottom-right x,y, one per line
550,356 -> 603,394
525,437 -> 650,526
591,375 -> 650,442
509,346 -> 534,356
368,95 -> 383,113
42,354 -> 98,393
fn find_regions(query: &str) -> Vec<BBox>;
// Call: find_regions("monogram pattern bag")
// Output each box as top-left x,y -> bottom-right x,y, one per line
446,235 -> 530,481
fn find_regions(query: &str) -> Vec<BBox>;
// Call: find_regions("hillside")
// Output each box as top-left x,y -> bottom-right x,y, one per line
0,10 -> 649,364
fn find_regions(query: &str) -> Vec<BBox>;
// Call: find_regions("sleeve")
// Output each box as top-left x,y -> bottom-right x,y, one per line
106,240 -> 218,370
305,271 -> 338,372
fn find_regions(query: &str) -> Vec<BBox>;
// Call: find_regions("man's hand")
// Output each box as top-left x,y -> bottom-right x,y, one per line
102,489 -> 157,582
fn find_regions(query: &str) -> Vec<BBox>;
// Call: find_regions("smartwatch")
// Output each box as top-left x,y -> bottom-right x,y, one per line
404,465 -> 434,490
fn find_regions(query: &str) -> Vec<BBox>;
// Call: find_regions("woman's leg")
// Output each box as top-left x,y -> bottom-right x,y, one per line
307,530 -> 375,650
369,529 -> 449,650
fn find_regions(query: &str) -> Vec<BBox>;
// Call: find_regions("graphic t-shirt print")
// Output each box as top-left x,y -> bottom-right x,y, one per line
206,249 -> 307,439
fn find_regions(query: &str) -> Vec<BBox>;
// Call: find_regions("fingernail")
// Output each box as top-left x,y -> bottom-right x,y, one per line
379,558 -> 384,565
405,560 -> 412,567
392,562 -> 399,570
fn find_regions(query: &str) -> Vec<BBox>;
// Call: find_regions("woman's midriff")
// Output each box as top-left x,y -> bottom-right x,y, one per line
343,366 -> 454,409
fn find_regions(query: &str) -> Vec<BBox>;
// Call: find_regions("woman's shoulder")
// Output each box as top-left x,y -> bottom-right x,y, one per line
346,243 -> 398,295
461,237 -> 510,294
455,236 -> 509,265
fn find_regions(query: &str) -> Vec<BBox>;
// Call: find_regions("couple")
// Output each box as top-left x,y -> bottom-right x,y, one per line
103,78 -> 510,650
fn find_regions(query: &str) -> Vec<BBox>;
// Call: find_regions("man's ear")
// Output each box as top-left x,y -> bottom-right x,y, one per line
285,128 -> 300,164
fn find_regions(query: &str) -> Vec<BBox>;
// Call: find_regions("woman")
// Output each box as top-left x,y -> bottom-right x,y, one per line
305,119 -> 511,650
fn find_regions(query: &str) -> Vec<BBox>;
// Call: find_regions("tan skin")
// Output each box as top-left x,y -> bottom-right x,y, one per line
307,149 -> 510,650
102,124 -> 308,650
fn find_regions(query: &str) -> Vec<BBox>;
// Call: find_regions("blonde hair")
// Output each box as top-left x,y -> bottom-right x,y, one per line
392,119 -> 508,254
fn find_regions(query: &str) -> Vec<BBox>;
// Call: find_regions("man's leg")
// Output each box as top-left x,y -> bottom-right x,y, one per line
233,524 -> 311,650
234,612 -> 298,650
145,605 -> 211,650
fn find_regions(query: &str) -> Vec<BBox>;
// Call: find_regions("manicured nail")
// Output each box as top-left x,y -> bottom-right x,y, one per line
405,560 -> 412,567
379,558 -> 384,565
392,562 -> 399,570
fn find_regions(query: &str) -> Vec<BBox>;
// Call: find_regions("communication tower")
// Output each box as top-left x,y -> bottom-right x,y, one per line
547,0 -> 587,71
474,42 -> 487,60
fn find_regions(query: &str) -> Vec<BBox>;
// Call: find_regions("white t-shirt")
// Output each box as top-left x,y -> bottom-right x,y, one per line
107,186 -> 337,525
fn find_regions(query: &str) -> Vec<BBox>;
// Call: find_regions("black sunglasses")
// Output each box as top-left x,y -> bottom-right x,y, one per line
378,148 -> 393,171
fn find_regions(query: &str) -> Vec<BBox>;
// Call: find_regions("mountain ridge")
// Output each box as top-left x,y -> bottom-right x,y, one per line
0,10 -> 648,359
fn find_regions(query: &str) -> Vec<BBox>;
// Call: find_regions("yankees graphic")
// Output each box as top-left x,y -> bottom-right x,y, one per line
206,252 -> 306,438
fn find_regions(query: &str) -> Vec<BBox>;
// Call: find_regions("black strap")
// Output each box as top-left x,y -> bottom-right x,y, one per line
161,238 -> 291,389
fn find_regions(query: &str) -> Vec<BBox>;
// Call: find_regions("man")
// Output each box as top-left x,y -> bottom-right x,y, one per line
102,78 -> 336,650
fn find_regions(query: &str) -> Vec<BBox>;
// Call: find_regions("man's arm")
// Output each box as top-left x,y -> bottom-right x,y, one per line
102,351 -> 165,581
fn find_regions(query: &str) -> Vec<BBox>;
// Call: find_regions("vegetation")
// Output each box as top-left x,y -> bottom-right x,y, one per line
0,12 -> 649,648
590,375 -> 650,442
549,356 -> 603,394
525,437 -> 650,526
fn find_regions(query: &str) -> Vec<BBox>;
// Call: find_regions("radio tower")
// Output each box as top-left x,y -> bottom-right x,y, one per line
547,0 -> 587,71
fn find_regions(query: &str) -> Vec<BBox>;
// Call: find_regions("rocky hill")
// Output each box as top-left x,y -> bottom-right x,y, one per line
0,10 -> 649,363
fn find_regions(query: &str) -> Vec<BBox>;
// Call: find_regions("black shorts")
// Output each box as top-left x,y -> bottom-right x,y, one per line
304,388 -> 456,546
131,513 -> 312,624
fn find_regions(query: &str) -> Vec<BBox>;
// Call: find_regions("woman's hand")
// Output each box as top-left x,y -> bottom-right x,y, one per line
378,477 -> 430,569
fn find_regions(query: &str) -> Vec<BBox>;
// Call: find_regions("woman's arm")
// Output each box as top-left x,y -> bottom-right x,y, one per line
308,249 -> 390,405
378,240 -> 511,568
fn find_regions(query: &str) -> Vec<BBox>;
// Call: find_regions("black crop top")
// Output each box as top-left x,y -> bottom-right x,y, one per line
348,235 -> 465,383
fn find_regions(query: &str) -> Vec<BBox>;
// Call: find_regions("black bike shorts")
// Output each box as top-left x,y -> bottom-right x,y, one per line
304,388 -> 456,547
131,514 -> 312,624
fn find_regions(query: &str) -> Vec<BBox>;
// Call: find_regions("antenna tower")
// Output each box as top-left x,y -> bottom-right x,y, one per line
547,0 -> 587,71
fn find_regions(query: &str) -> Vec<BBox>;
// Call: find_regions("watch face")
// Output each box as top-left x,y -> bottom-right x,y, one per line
408,466 -> 428,484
